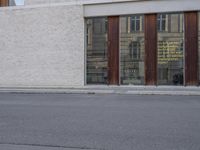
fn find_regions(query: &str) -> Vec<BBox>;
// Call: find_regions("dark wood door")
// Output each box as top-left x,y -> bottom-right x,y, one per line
144,14 -> 157,85
185,12 -> 199,85
108,16 -> 119,85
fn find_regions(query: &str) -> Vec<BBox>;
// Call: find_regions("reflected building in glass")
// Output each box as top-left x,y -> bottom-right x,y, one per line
86,18 -> 108,84
120,15 -> 145,85
86,11 -> 199,86
157,13 -> 184,85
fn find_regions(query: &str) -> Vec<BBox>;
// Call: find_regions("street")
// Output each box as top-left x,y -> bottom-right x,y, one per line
0,93 -> 200,150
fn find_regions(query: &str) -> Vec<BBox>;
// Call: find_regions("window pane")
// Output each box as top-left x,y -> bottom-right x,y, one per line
157,14 -> 168,32
136,20 -> 140,31
157,13 -> 184,85
131,16 -> 141,32
157,19 -> 161,31
131,17 -> 136,32
86,18 -> 108,84
132,22 -> 136,32
120,15 -> 145,85
162,20 -> 166,31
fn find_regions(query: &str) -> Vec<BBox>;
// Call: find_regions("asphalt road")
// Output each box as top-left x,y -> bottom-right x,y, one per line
0,93 -> 200,150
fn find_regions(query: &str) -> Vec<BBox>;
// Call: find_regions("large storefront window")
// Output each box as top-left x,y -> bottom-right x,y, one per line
86,18 -> 108,84
157,13 -> 184,85
120,15 -> 145,85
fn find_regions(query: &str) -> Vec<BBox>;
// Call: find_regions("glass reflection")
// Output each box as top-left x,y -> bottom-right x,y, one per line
120,15 -> 145,85
157,13 -> 184,85
86,18 -> 108,84
9,0 -> 24,6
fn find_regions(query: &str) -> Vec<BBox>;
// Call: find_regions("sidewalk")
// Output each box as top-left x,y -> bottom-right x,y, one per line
0,85 -> 200,96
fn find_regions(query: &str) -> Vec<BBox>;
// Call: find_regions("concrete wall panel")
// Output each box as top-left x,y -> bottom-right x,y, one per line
0,5 -> 84,87
25,0 -> 140,6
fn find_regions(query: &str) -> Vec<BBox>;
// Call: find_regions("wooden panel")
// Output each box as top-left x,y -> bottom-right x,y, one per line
185,12 -> 198,85
144,14 -> 157,85
0,0 -> 9,6
108,16 -> 119,85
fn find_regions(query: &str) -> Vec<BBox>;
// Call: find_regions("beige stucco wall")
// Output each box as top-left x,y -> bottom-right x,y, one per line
0,5 -> 84,88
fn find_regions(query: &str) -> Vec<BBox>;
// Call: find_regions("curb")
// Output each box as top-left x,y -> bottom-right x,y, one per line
0,87 -> 200,96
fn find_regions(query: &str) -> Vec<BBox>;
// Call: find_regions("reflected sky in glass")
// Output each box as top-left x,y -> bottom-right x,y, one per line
15,0 -> 24,5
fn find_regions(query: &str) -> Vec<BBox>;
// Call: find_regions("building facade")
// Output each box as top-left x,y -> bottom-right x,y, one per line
0,0 -> 200,88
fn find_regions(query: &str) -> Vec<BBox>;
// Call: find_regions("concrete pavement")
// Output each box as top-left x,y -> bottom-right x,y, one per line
0,85 -> 200,95
0,93 -> 200,150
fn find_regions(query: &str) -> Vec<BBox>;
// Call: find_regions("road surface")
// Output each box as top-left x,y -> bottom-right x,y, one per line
0,93 -> 200,150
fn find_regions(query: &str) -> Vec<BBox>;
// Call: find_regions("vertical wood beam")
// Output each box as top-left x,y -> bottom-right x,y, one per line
144,14 -> 157,85
0,0 -> 9,6
108,16 -> 119,85
185,12 -> 198,86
